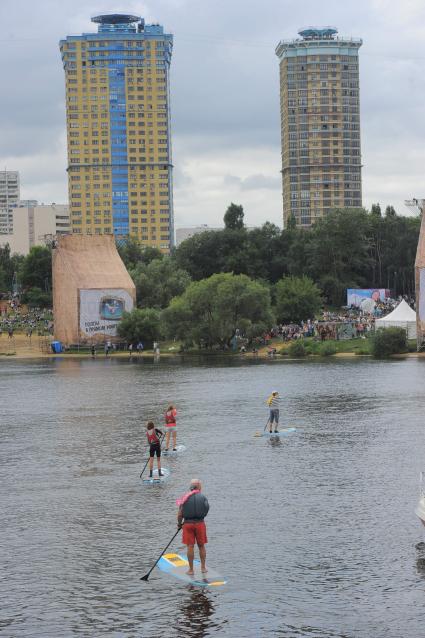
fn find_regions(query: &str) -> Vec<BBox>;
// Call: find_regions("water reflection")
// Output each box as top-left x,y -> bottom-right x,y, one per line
176,589 -> 222,637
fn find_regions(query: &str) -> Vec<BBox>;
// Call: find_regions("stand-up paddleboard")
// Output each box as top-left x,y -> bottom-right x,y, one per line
141,467 -> 170,484
254,427 -> 296,437
162,445 -> 186,456
158,553 -> 226,587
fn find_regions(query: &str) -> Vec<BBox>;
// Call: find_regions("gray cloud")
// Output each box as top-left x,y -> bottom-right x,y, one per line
224,173 -> 281,190
0,0 -> 424,224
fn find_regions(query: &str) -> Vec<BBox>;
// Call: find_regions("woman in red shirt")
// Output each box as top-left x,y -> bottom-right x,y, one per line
165,404 -> 177,452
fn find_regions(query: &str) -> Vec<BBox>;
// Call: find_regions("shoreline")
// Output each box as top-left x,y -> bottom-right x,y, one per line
0,333 -> 420,361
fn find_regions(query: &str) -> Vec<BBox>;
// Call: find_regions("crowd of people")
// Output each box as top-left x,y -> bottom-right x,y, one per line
248,294 -> 415,350
0,301 -> 53,339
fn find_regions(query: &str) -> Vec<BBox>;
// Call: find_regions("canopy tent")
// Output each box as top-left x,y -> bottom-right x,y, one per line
375,299 -> 417,339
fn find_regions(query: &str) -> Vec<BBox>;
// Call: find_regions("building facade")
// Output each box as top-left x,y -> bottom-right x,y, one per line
0,204 -> 70,255
175,225 -> 222,246
275,27 -> 362,228
59,14 -> 173,251
0,171 -> 20,234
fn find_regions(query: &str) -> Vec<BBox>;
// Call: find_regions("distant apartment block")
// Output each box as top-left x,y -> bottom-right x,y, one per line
0,171 -> 20,234
175,225 -> 222,246
59,13 -> 174,252
18,199 -> 39,208
276,27 -> 362,228
0,204 -> 70,255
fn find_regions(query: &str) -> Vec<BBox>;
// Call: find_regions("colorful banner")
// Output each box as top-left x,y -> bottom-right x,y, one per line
347,288 -> 389,311
79,288 -> 133,339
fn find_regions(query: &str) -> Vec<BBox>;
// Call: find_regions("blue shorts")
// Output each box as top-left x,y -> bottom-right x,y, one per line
269,409 -> 279,424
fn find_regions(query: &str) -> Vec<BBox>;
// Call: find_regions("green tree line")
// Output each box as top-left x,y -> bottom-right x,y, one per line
0,244 -> 52,307
1,202 -> 419,343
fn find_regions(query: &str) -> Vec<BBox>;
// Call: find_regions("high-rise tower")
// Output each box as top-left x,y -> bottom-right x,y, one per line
0,171 -> 20,234
60,14 -> 173,251
275,27 -> 362,228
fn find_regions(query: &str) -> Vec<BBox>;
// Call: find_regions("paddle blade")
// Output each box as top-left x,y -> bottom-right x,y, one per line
140,574 -> 149,581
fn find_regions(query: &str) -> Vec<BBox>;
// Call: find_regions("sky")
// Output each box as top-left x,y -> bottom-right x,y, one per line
0,0 -> 425,229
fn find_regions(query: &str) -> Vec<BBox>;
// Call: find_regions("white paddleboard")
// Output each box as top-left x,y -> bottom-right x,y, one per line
141,467 -> 170,484
162,445 -> 186,456
158,553 -> 226,587
254,427 -> 297,437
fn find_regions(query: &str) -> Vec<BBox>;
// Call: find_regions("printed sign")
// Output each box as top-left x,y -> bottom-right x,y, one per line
347,288 -> 390,311
79,288 -> 133,339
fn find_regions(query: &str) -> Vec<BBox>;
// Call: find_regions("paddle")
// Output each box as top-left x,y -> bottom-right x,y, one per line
140,431 -> 165,479
263,417 -> 270,432
140,527 -> 181,581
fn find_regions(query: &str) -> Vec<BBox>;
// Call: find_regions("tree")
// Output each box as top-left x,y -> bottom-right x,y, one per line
0,244 -> 24,293
275,275 -> 322,323
130,257 -> 191,309
163,273 -> 274,347
286,213 -> 297,230
20,246 -> 52,291
175,230 -> 227,280
118,236 -> 163,270
117,308 -> 162,345
306,208 -> 372,305
385,205 -> 396,217
371,203 -> 382,216
21,287 -> 52,308
224,203 -> 244,230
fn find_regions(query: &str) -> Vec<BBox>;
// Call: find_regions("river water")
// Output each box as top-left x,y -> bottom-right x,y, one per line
1,355 -> 425,637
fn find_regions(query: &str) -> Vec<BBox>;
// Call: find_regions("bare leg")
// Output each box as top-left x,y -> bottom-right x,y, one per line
149,457 -> 153,473
165,430 -> 170,450
186,545 -> 195,574
172,430 -> 177,449
199,544 -> 207,572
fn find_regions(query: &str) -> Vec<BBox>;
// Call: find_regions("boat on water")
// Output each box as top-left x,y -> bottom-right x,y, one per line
415,473 -> 425,526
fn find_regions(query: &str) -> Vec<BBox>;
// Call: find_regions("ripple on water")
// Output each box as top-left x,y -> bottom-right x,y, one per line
1,357 -> 425,637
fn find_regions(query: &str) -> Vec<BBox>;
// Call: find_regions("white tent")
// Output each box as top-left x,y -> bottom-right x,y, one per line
375,299 -> 417,339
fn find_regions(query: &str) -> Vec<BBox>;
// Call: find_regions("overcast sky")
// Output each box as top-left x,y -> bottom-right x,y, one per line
0,0 -> 424,228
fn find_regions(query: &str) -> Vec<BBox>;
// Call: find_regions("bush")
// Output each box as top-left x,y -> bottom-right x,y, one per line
319,342 -> 337,357
355,346 -> 371,355
371,327 -> 408,358
408,339 -> 417,353
117,307 -> 162,346
288,340 -> 306,358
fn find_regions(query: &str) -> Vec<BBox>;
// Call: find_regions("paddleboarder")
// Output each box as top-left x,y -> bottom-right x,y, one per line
266,390 -> 280,433
164,404 -> 177,452
146,421 -> 164,478
177,478 -> 209,576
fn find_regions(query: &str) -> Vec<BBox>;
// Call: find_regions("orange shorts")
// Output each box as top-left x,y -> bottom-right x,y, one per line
182,521 -> 207,546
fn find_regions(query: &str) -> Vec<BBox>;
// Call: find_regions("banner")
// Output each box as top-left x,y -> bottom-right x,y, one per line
79,288 -> 133,339
347,288 -> 389,311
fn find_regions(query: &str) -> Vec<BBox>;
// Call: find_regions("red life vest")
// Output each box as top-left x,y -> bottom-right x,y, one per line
147,429 -> 160,445
165,409 -> 176,425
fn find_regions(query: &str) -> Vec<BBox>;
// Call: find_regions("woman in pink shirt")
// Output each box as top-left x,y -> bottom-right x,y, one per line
164,404 -> 177,451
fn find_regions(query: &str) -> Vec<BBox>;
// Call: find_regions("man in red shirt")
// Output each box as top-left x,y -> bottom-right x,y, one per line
177,479 -> 210,575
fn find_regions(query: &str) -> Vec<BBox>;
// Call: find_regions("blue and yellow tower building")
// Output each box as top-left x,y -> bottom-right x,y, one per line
60,14 -> 173,251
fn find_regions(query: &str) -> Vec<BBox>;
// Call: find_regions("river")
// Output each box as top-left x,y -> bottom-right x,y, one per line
1,356 -> 425,637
